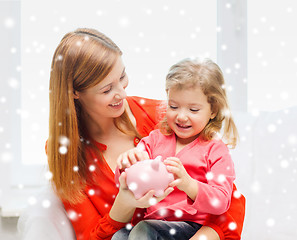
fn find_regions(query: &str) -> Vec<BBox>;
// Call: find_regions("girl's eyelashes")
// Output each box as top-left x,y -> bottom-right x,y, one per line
120,72 -> 126,80
169,105 -> 178,110
190,109 -> 200,112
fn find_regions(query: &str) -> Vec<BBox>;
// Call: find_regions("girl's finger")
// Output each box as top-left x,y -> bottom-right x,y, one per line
169,179 -> 181,187
135,150 -> 147,162
164,159 -> 180,168
166,157 -> 181,163
128,151 -> 138,165
166,165 -> 181,175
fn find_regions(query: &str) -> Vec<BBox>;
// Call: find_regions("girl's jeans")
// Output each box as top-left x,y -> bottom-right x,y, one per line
111,219 -> 202,240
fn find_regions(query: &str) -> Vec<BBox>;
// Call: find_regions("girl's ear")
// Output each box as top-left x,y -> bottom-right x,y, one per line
210,111 -> 217,119
210,106 -> 218,119
73,90 -> 80,99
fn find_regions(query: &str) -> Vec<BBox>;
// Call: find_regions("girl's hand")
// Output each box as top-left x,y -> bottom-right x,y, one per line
164,157 -> 198,200
116,148 -> 149,170
118,172 -> 174,208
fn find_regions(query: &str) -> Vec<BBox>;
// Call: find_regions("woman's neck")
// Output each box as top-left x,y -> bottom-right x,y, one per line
82,111 -> 116,140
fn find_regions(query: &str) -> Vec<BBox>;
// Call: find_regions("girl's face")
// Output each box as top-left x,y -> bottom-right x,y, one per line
75,56 -> 128,122
166,85 -> 216,145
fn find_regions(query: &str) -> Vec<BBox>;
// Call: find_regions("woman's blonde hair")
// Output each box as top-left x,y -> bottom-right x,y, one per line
48,28 -> 139,204
160,58 -> 238,148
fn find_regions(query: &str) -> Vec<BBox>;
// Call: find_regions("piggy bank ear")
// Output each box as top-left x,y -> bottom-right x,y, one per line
151,156 -> 162,170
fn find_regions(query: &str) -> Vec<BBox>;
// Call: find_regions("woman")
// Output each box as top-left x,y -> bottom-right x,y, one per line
47,28 -> 245,240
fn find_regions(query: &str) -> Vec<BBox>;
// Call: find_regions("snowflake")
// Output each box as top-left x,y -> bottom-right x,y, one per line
126,223 -> 132,230
146,9 -> 152,15
149,197 -> 157,206
59,146 -> 68,154
88,189 -> 95,196
29,16 -> 36,22
228,222 -> 237,230
288,135 -> 297,145
221,44 -> 227,51
174,209 -> 183,218
119,17 -> 130,27
266,218 -> 275,227
280,91 -> 289,100
206,171 -> 214,180
225,3 -> 232,9
211,198 -> 220,208
73,166 -> 79,172
169,228 -> 176,235
267,124 -> 276,133
4,18 -> 15,28
67,210 -> 78,221
8,78 -> 19,89
1,152 -> 12,162
218,174 -> 226,183
197,235 -> 207,240
251,181 -> 261,193
42,199 -> 51,208
56,54 -> 63,61
89,165 -> 96,172
128,182 -> 138,191
163,5 -> 169,11
158,208 -> 168,216
280,159 -> 289,168
233,190 -> 242,199
44,171 -> 53,180
140,173 -> 149,182
0,97 -> 6,103
11,47 -> 17,54
28,196 -> 37,205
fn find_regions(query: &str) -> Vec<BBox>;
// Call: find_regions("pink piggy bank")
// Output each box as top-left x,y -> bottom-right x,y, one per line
125,156 -> 174,199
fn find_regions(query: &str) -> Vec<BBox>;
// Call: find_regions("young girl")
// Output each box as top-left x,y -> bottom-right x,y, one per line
114,58 -> 240,240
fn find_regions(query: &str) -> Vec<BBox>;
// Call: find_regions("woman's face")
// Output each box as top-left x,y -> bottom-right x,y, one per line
75,56 -> 128,122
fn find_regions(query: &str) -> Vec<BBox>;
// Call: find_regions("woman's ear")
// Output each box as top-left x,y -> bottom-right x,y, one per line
73,90 -> 79,99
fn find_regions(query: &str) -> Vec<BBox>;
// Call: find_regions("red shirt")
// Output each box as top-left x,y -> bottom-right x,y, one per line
62,96 -> 245,240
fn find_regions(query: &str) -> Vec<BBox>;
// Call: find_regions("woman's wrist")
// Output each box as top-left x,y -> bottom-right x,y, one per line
109,192 -> 136,223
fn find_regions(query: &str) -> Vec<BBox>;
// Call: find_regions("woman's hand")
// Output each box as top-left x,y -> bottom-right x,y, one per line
164,157 -> 198,201
117,148 -> 149,170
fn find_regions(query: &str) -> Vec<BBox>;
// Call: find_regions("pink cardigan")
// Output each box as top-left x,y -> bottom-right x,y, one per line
139,129 -> 235,225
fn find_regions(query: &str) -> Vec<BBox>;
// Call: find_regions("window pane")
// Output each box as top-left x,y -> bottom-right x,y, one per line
248,0 -> 297,111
